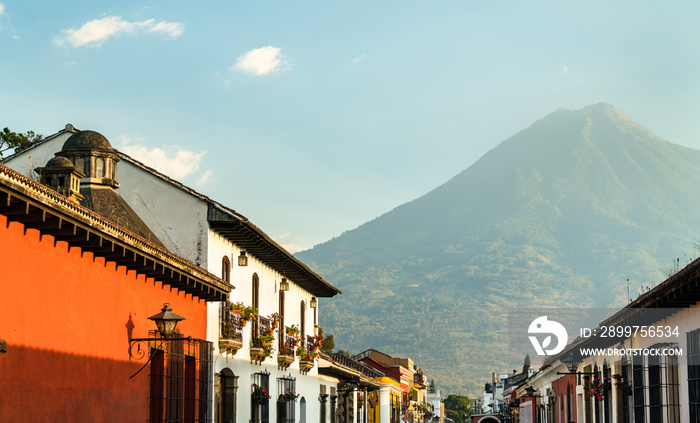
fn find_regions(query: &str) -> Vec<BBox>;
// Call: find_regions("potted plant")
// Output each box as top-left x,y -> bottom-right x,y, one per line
252,383 -> 271,404
239,305 -> 258,325
268,312 -> 281,329
278,390 -> 299,404
286,324 -> 300,337
229,301 -> 244,314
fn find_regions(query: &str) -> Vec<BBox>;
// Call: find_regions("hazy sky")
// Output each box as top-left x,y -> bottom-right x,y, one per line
2,1 -> 698,252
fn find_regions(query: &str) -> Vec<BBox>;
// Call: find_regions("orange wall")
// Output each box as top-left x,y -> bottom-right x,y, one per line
0,216 -> 208,422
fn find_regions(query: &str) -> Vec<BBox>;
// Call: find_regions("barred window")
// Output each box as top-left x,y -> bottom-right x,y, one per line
633,357 -> 646,423
688,330 -> 700,423
603,362 -> 612,423
252,371 -> 270,423
632,344 -> 681,423
277,375 -> 297,423
148,335 -> 213,422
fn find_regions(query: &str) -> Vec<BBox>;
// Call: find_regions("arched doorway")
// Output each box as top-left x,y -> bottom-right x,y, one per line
300,397 -> 306,423
219,368 -> 238,423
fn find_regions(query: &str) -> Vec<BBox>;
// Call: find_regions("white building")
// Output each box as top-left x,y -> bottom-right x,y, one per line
522,259 -> 700,423
4,126 -> 347,423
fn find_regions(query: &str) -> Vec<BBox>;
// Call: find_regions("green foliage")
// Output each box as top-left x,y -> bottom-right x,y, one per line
0,127 -> 42,158
320,334 -> 335,354
443,395 -> 472,423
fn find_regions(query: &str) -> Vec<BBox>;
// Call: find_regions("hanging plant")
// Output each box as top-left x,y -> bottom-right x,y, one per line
252,383 -> 271,400
278,390 -> 300,403
584,377 -> 611,401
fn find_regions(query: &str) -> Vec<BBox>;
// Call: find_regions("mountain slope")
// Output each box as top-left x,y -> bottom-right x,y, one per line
297,103 -> 700,393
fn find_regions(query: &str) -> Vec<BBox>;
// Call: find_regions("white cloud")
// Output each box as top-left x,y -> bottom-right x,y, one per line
231,46 -> 286,75
0,3 -> 5,15
117,137 -> 207,180
54,15 -> 184,48
352,53 -> 368,65
150,20 -> 184,38
561,65 -> 569,73
274,232 -> 310,254
197,170 -> 213,185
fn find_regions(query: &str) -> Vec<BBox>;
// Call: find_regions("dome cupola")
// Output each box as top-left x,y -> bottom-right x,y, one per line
57,130 -> 120,189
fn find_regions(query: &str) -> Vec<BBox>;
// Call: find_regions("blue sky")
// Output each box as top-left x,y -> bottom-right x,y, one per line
1,1 -> 699,252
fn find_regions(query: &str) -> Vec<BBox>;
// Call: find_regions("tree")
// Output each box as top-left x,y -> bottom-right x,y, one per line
317,327 -> 335,354
320,334 -> 335,354
0,127 -> 42,159
443,394 -> 473,423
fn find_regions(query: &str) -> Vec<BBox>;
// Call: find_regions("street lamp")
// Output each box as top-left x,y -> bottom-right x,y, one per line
238,250 -> 248,266
279,277 -> 289,291
148,303 -> 185,338
525,385 -> 541,398
129,304 -> 191,363
557,353 -> 595,376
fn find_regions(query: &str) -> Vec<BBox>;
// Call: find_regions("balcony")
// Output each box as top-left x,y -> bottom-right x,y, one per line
219,309 -> 243,355
251,316 -> 274,364
299,335 -> 317,373
277,335 -> 296,370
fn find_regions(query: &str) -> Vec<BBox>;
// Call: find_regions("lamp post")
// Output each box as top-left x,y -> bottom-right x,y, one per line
129,304 -> 191,361
556,352 -> 596,375
148,303 -> 185,338
279,277 -> 289,291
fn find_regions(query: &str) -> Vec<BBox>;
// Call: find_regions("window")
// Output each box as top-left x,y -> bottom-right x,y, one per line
593,364 -> 601,423
390,393 -> 400,423
633,357 -> 645,423
619,357 -> 631,422
75,157 -> 85,173
96,158 -> 105,177
222,256 -> 230,283
252,371 -> 270,423
277,375 -> 296,423
690,330 -> 700,423
602,362 -> 612,423
279,289 -> 285,350
253,274 -> 260,337
300,398 -> 307,423
300,301 -> 306,346
148,336 -> 213,422
633,344 -> 680,423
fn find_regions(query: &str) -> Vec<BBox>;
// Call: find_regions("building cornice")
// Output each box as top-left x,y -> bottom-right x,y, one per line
0,164 -> 232,301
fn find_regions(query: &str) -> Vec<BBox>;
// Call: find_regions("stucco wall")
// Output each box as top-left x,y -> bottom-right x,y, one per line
3,132 -> 74,178
0,216 -> 208,422
117,160 -> 209,265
